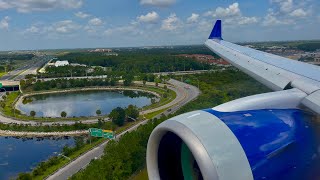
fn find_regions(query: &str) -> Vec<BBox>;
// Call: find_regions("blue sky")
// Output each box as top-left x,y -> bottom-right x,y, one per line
0,0 -> 319,50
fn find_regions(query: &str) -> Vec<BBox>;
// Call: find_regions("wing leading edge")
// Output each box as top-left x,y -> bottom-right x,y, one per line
205,20 -> 320,114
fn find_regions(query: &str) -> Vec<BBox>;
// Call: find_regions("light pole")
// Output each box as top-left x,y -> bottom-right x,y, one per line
68,70 -> 73,78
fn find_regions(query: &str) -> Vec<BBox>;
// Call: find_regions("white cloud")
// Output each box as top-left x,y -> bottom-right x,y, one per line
161,13 -> 180,31
140,0 -> 176,7
262,10 -> 293,26
104,25 -> 142,36
0,0 -> 82,13
51,20 -> 81,33
137,11 -> 159,23
290,8 -> 307,17
0,16 -> 9,30
271,0 -> 293,13
204,3 -> 258,26
205,3 -> 240,18
25,25 -> 39,33
75,12 -> 90,19
237,17 -> 258,25
263,0 -> 311,27
187,13 -> 199,23
88,18 -> 103,26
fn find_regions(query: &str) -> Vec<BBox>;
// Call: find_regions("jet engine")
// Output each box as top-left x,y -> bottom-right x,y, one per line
147,91 -> 320,180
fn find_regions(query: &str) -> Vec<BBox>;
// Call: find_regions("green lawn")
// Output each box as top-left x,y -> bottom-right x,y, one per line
130,167 -> 148,180
0,72 -> 6,78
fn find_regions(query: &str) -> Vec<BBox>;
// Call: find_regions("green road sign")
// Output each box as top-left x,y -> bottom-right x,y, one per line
0,83 -> 2,88
89,128 -> 114,139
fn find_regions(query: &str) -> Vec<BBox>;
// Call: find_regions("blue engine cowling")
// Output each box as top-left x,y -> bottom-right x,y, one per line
147,109 -> 320,180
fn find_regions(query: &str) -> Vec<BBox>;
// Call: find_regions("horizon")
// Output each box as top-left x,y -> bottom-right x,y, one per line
1,39 -> 319,52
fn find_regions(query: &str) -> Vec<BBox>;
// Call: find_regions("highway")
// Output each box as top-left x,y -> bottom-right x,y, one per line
46,79 -> 200,180
0,56 -> 48,81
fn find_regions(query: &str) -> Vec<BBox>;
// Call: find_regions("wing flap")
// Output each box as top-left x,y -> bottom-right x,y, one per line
302,90 -> 320,114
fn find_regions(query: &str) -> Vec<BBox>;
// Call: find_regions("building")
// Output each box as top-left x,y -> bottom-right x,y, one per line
176,54 -> 230,67
55,60 -> 69,67
89,49 -> 113,53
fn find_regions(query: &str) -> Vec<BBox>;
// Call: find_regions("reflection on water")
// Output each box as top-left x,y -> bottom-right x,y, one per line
0,137 -> 74,180
17,90 -> 154,117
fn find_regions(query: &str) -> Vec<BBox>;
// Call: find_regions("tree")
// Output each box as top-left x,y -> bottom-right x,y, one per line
109,107 -> 126,126
61,111 -> 67,118
148,74 -> 155,82
123,74 -> 134,86
20,80 -> 26,90
98,119 -> 103,128
17,173 -> 32,180
110,77 -> 117,86
96,109 -> 102,116
125,105 -> 139,121
30,111 -> 36,118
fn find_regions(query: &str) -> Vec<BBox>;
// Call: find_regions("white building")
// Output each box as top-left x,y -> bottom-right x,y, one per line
55,60 -> 69,67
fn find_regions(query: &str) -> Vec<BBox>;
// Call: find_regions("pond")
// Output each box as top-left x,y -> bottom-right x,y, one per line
0,137 -> 74,179
16,90 -> 156,117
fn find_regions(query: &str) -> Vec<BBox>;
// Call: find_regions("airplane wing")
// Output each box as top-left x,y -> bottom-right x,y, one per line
147,20 -> 320,180
205,20 -> 320,114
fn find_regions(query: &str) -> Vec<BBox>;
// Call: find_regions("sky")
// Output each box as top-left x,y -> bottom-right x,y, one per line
0,0 -> 319,50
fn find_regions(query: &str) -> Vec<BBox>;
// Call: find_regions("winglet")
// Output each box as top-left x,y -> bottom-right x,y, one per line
209,20 -> 223,40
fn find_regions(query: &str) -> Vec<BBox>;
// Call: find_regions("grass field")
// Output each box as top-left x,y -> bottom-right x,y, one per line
0,72 -> 6,78
130,167 -> 148,180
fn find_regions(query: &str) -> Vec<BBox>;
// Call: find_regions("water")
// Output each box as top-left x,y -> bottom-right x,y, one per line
0,137 -> 74,179
17,90 -> 154,117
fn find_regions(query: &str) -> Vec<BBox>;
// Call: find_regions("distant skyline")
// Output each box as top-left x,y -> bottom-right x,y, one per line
0,0 -> 319,51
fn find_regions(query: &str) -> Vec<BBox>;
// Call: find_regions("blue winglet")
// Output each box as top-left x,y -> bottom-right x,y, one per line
209,20 -> 223,40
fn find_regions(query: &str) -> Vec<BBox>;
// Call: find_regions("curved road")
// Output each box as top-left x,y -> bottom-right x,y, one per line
46,79 -> 200,180
0,79 -> 188,126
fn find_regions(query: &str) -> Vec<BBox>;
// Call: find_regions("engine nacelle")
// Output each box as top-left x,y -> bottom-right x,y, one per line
147,109 -> 319,180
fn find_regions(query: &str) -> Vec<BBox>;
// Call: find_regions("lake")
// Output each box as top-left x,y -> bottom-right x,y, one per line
17,90 -> 155,117
0,137 -> 74,179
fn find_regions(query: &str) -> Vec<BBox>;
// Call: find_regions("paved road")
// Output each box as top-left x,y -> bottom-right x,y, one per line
0,79 -> 195,126
153,70 -> 211,76
0,57 -> 48,81
13,60 -> 46,81
39,69 -> 214,82
46,79 -> 200,180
